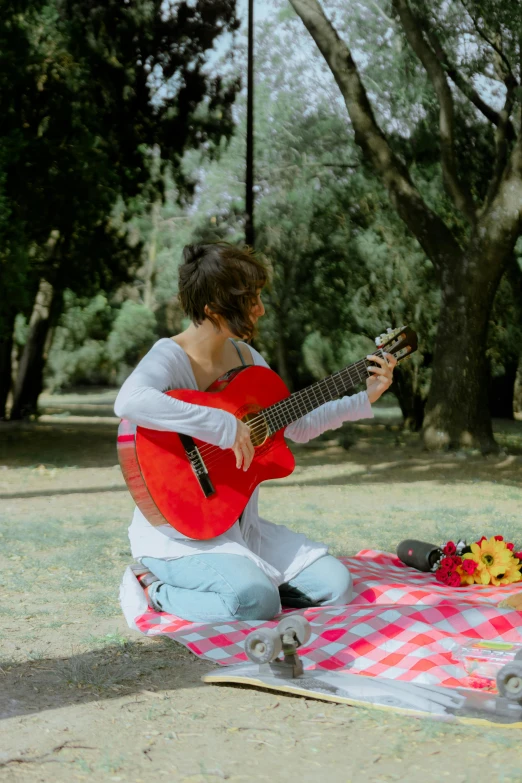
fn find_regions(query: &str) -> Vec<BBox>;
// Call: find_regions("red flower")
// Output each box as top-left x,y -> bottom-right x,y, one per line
438,558 -> 452,574
477,536 -> 487,545
515,552 -> 522,561
507,542 -> 515,551
461,559 -> 478,575
446,555 -> 462,567
443,541 -> 457,556
494,535 -> 504,541
436,563 -> 464,586
447,571 -> 462,587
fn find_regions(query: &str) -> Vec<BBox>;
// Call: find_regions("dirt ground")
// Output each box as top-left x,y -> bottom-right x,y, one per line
1,391 -> 522,782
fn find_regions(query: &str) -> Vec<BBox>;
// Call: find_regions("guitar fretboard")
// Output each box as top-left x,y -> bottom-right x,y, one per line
263,349 -> 385,434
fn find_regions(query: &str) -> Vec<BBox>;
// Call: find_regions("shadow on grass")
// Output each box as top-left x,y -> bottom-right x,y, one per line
3,414 -> 522,488
0,638 -> 207,720
272,455 -> 522,488
0,486 -> 128,500
0,421 -> 118,468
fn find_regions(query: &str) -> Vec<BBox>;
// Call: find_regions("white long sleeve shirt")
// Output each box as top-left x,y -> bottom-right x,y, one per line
115,338 -> 373,587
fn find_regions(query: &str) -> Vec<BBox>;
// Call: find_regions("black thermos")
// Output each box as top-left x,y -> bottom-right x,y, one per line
396,539 -> 442,572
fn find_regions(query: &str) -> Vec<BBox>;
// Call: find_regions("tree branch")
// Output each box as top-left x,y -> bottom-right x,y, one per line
474,133 -> 522,275
288,0 -> 463,273
392,0 -> 476,224
460,0 -> 519,86
258,162 -> 360,176
367,0 -> 395,26
482,85 -> 517,212
422,24 -> 516,141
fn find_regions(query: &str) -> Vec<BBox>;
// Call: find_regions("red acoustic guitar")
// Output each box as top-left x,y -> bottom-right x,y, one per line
117,326 -> 417,540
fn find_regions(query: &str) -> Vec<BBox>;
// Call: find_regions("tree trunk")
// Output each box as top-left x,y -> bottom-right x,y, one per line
0,312 -> 15,420
391,365 -> 426,431
423,261 -> 503,452
143,200 -> 160,311
515,360 -> 522,416
10,280 -> 56,420
489,363 -> 517,419
288,0 -> 522,451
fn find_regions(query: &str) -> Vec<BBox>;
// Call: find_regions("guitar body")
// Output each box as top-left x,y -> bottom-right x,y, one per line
117,325 -> 418,541
117,365 -> 295,540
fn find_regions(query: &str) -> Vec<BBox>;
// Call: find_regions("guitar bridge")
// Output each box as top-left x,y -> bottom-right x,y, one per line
178,433 -> 216,498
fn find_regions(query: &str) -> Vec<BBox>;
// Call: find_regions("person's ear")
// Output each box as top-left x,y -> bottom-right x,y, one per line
203,304 -> 225,331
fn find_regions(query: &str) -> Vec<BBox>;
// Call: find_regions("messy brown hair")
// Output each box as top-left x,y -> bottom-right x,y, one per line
178,243 -> 268,340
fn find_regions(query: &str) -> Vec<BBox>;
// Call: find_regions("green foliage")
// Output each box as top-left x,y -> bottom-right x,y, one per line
1,0 -> 241,414
40,8 -> 441,400
47,341 -> 107,392
45,292 -> 156,389
302,332 -> 375,380
156,11 -> 440,415
13,314 -> 30,348
124,175 -> 195,310
45,292 -> 115,390
34,1 -> 522,429
106,301 -> 157,382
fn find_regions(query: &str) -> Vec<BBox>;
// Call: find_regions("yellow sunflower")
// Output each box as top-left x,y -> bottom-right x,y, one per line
489,559 -> 522,587
466,538 -> 516,586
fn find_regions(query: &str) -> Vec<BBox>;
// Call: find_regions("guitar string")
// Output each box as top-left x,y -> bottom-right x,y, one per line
193,350 -> 388,466
191,350 -> 401,475
194,353 -> 377,462
193,362 -> 376,474
191,349 -> 391,471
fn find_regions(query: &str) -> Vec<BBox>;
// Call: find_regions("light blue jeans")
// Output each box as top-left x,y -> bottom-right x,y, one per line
141,553 -> 353,622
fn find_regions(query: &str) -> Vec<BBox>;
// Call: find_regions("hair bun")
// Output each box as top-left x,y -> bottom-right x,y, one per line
182,244 -> 206,265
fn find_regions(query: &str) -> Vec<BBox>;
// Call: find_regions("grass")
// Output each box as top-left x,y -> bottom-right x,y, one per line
82,630 -> 130,648
2,403 -> 522,779
53,651 -> 141,689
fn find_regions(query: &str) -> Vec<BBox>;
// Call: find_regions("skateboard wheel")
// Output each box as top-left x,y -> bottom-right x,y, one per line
245,628 -> 282,664
497,663 -> 522,702
276,615 -> 311,646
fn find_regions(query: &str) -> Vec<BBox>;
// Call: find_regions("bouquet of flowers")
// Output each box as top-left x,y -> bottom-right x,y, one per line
434,536 -> 522,587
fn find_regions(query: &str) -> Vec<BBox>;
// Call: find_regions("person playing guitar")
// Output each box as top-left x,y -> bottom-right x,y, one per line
115,242 -> 396,622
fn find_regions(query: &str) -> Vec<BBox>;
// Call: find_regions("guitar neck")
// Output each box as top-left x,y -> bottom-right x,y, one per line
263,350 -> 384,434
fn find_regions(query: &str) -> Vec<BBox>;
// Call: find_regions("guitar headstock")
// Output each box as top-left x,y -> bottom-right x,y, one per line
374,325 -> 418,362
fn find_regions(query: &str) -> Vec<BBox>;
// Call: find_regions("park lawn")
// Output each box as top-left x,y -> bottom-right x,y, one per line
1,406 -> 522,782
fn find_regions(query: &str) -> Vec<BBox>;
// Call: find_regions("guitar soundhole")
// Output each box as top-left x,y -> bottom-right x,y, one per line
243,411 -> 269,447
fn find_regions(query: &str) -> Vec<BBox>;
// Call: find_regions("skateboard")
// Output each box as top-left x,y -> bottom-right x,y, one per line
203,616 -> 522,727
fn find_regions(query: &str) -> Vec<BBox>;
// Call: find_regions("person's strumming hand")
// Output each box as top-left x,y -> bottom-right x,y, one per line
365,352 -> 397,404
232,419 -> 255,471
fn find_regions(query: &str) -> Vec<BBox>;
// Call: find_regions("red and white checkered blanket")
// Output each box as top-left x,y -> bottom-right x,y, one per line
128,550 -> 522,688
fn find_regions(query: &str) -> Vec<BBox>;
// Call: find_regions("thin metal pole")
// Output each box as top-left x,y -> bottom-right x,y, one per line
245,0 -> 254,247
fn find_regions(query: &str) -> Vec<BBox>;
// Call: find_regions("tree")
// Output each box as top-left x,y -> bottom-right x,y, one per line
288,0 -> 522,451
0,0 -> 43,418
487,253 -> 522,418
1,0 -> 240,418
172,12 -> 439,418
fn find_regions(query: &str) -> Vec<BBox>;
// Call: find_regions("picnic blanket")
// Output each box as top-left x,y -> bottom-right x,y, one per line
119,550 -> 522,689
